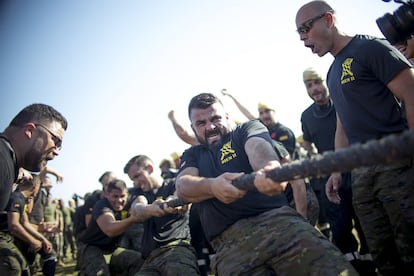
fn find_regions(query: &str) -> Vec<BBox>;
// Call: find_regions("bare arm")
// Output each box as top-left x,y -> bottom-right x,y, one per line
388,67 -> 414,129
334,114 -> 348,150
22,212 -> 46,241
96,211 -> 140,238
22,212 -> 53,253
245,137 -> 288,196
85,214 -> 92,227
221,89 -> 256,120
326,115 -> 347,204
130,195 -> 188,222
168,110 -> 199,146
39,167 -> 63,183
176,167 -> 214,203
302,140 -> 318,157
245,137 -> 280,170
289,179 -> 307,218
8,211 -> 42,252
176,167 -> 245,204
176,136 -> 287,202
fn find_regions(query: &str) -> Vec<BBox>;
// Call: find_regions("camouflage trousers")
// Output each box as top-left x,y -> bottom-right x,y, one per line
78,243 -> 143,276
209,206 -> 357,276
352,157 -> 414,275
119,222 -> 144,252
135,241 -> 200,276
0,232 -> 30,276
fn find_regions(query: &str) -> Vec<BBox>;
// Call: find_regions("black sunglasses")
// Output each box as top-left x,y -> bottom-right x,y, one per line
297,10 -> 333,34
35,123 -> 62,150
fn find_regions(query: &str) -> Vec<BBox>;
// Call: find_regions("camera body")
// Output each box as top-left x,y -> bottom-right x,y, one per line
376,0 -> 414,45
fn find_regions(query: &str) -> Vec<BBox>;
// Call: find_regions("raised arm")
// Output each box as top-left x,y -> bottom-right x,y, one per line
168,110 -> 199,146
221,89 -> 256,120
39,167 -> 63,183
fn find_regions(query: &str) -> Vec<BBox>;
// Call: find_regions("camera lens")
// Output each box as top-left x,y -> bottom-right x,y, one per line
377,13 -> 402,44
376,4 -> 414,45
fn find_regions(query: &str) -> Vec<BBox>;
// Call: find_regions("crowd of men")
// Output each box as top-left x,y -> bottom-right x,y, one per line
1,1 -> 414,275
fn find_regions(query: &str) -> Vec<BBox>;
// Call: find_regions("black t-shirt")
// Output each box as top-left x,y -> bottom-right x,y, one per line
141,178 -> 190,259
84,191 -> 102,215
125,187 -> 145,211
179,120 -> 288,241
6,191 -> 26,217
29,188 -> 48,225
80,198 -> 126,252
0,136 -> 18,212
0,191 -> 26,231
267,122 -> 296,155
301,100 -> 336,153
327,35 -> 409,144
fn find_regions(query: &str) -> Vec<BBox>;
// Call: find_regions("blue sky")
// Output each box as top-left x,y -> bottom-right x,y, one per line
0,0 -> 402,203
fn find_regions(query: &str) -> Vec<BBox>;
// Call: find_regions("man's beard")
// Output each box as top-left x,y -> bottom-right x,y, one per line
24,147 -> 44,172
195,127 -> 228,149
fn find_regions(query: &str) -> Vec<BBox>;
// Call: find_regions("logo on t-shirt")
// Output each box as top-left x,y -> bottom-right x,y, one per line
279,135 -> 288,141
220,141 -> 237,164
341,58 -> 355,85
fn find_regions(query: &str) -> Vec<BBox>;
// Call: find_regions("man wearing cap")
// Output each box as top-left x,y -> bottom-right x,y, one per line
296,2 -> 414,274
301,67 -> 376,275
221,89 -> 297,156
176,92 -> 357,275
220,89 -> 317,220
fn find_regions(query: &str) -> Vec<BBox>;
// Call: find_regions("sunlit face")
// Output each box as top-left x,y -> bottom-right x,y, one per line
41,177 -> 53,189
24,121 -> 65,172
127,163 -> 153,192
296,8 -> 333,57
106,188 -> 128,211
258,108 -> 276,128
190,103 -> 230,147
304,79 -> 329,105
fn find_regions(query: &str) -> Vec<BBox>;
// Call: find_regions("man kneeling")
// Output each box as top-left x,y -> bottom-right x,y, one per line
79,179 -> 143,275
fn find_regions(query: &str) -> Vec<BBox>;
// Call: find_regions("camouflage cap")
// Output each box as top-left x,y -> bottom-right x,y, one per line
303,67 -> 324,82
258,102 -> 274,111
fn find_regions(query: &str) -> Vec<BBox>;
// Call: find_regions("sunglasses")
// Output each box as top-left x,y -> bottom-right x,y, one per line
35,123 -> 62,150
297,10 -> 333,34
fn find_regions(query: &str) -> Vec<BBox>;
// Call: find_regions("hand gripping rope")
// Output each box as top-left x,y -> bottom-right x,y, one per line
165,129 -> 414,208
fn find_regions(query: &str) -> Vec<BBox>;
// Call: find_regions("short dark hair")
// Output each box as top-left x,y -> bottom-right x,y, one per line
17,174 -> 41,192
9,103 -> 68,130
106,179 -> 127,194
188,93 -> 223,119
98,171 -> 115,183
123,155 -> 152,174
